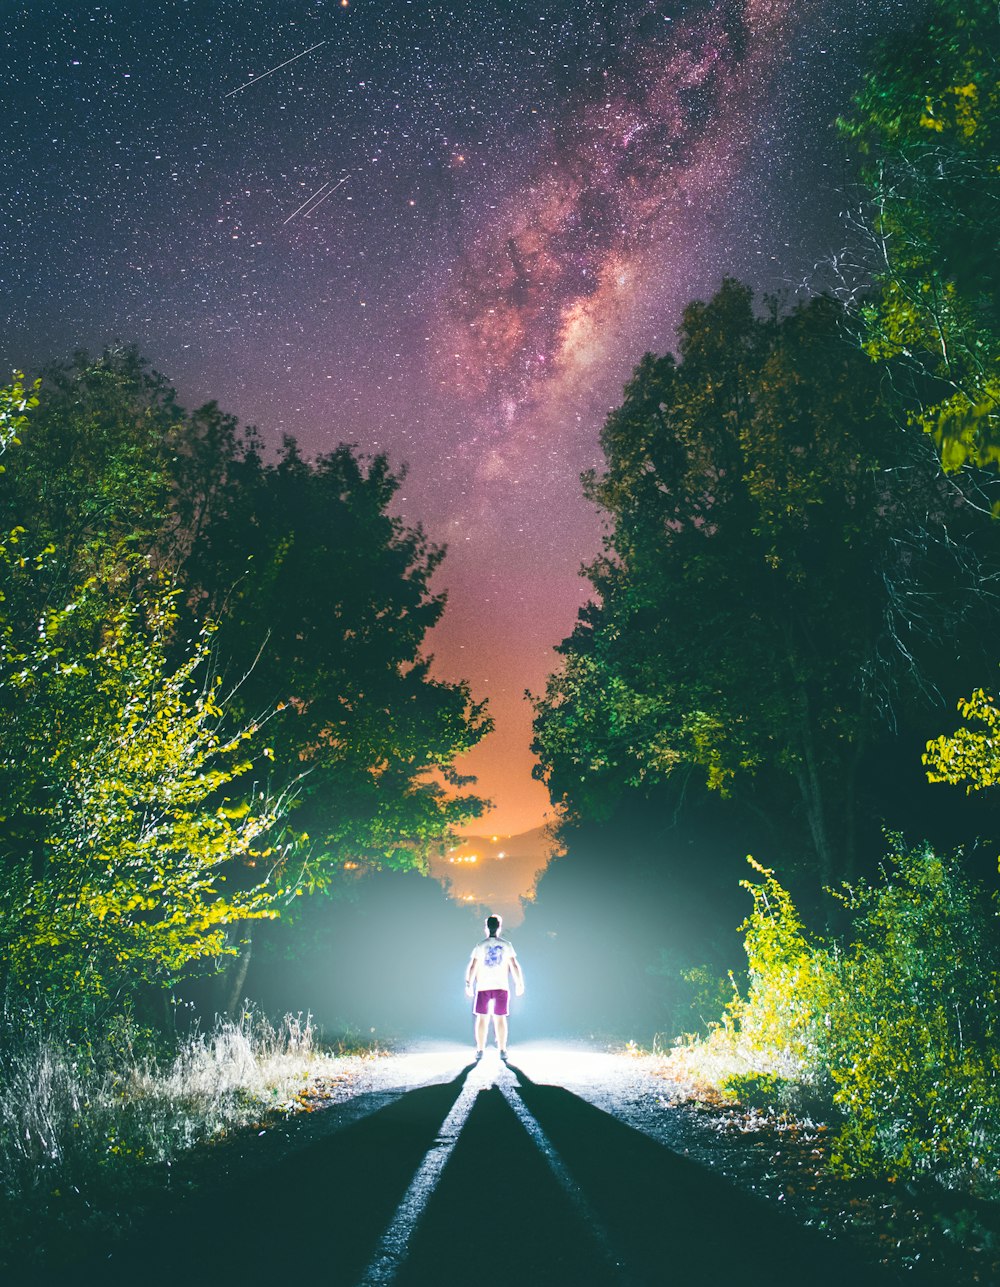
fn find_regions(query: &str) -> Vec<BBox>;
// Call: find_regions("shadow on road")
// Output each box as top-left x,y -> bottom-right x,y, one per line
507,1065 -> 894,1287
51,1060 -> 905,1287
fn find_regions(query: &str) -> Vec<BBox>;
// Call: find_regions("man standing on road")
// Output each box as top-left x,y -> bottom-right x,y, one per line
465,913 -> 524,1061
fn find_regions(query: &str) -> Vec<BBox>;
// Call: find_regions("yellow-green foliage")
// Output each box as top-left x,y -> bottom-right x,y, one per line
0,372 -> 38,462
0,581 -> 293,1006
924,687 -> 1000,792
728,844 -> 1000,1193
0,372 -> 296,1012
727,857 -> 838,1080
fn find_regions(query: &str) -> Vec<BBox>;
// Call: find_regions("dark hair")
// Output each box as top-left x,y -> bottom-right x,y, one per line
486,914 -> 501,936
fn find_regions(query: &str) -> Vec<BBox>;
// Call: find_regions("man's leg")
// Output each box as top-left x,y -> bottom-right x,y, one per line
494,1014 -> 509,1053
475,1012 -> 489,1053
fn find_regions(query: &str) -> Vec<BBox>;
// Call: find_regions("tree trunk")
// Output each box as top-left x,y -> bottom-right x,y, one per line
842,706 -> 871,888
790,682 -> 835,892
224,928 -> 253,1020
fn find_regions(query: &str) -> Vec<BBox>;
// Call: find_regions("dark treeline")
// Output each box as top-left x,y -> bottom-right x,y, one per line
521,0 -> 1000,1198
0,352 -> 491,1025
526,0 -> 1000,1044
530,281 -> 1000,897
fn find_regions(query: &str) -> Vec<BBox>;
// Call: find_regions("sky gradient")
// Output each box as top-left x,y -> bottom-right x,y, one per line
2,0 -> 922,833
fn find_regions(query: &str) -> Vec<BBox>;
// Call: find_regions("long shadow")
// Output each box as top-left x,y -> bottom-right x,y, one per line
29,1063 -> 920,1287
508,1067 -> 908,1287
394,1084 -> 613,1287
47,1066 -> 478,1287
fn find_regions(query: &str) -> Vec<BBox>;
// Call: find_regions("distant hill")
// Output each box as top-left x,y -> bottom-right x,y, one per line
428,826 -> 558,926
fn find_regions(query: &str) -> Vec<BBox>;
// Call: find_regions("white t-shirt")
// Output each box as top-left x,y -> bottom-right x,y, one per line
470,936 -> 517,991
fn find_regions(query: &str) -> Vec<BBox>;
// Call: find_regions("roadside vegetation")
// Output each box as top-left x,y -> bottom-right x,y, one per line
0,331 -> 488,1257
0,1005 -> 380,1273
531,0 -> 1000,1228
659,842 -> 1000,1197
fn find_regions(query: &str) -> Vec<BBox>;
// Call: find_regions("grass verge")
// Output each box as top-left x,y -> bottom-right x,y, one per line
0,1005 -> 385,1273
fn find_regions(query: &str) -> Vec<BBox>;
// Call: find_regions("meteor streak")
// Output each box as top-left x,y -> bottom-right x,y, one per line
282,174 -> 348,225
224,40 -> 327,98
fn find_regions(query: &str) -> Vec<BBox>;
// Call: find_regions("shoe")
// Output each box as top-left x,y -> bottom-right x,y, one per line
500,1050 -> 509,1062
475,1050 -> 484,1061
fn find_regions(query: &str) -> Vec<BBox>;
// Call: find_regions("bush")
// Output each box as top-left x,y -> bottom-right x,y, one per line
719,1071 -> 795,1112
714,842 -> 1000,1195
823,838 -> 1000,1186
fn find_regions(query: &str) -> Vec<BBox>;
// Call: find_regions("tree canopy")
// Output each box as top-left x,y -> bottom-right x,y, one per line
840,0 -> 1000,471
532,282 -> 1000,888
0,356 -> 491,1012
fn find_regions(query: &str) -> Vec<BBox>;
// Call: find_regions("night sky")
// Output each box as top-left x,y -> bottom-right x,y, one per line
2,0 -> 922,834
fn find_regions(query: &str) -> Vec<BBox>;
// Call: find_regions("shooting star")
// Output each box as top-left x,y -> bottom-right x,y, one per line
282,174 -> 349,225
225,40 -> 327,98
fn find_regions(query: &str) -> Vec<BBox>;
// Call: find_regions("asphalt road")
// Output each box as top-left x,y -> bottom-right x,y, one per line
60,1046 -> 905,1287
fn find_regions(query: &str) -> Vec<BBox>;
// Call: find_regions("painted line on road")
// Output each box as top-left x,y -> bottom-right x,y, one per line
355,1071 -> 481,1285
498,1077 -> 637,1285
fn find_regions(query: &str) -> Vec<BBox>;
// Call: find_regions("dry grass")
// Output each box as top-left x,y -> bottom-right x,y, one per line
0,1005 -> 383,1270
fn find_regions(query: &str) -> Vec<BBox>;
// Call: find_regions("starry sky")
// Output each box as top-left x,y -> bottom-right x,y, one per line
2,0 -> 923,835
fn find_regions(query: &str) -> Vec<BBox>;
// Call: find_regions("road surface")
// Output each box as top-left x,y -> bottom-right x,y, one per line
63,1044 -> 905,1287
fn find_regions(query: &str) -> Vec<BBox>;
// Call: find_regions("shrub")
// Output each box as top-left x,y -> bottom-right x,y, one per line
718,843 -> 1000,1195
823,838 -> 1000,1188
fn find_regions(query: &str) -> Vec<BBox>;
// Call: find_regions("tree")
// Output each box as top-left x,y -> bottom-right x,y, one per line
2,351 -> 492,893
532,282 -> 1000,888
839,0 -> 1000,471
0,578 -> 292,1013
180,433 -> 492,888
0,367 -> 292,1011
0,355 -> 492,1014
0,349 -> 180,622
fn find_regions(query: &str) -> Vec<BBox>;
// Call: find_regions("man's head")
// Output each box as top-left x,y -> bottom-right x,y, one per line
485,914 -> 502,937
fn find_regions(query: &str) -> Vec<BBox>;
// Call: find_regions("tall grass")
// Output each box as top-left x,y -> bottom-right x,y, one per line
0,1003 -> 374,1269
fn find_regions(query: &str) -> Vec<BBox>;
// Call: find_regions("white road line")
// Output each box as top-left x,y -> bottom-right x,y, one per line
355,1072 -> 481,1286
498,1078 -> 636,1284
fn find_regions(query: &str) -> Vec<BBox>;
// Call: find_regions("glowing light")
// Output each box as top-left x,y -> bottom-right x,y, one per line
355,1046 -> 636,1286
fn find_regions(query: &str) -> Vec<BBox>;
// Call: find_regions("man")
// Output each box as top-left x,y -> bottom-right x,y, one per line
465,913 -> 524,1061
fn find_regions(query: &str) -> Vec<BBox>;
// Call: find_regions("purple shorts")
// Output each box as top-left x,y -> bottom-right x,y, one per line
474,988 -> 509,1016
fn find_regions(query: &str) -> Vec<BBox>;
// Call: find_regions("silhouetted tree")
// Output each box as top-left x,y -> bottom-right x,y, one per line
532,283 -> 1000,891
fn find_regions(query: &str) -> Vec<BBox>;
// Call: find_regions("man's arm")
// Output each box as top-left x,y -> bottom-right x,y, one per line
510,955 -> 525,996
465,952 -> 477,996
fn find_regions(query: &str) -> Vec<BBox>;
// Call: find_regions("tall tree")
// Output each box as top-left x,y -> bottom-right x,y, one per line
0,373 -> 289,1014
1,350 -> 491,888
532,282 -> 1000,888
179,433 -> 491,887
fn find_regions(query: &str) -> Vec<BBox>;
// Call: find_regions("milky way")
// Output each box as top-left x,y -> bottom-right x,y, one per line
443,0 -> 796,415
0,0 -> 922,833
